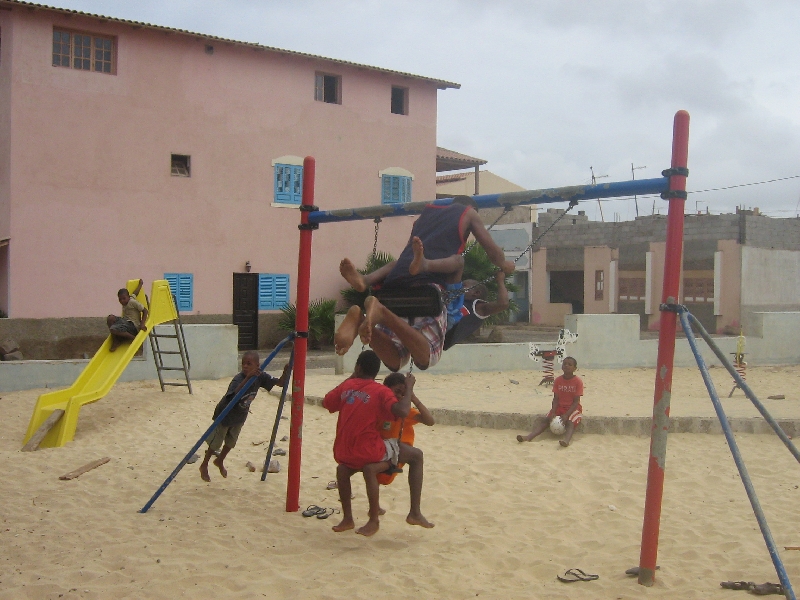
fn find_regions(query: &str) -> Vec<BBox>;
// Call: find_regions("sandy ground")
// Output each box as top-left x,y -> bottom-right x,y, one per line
1,365 -> 799,599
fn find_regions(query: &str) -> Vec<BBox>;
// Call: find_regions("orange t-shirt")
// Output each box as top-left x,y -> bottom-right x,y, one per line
378,407 -> 420,446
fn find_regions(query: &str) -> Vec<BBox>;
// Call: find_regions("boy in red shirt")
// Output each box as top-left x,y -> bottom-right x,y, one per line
323,350 -> 414,537
517,356 -> 583,447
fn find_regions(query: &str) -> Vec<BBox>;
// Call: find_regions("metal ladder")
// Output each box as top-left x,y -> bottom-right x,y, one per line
148,296 -> 192,394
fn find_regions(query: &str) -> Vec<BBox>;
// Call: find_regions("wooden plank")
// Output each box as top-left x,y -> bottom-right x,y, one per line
21,409 -> 65,452
59,457 -> 111,480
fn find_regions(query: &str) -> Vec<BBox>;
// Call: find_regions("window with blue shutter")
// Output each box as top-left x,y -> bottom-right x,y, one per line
164,273 -> 194,312
274,164 -> 303,205
381,175 -> 412,204
258,274 -> 290,310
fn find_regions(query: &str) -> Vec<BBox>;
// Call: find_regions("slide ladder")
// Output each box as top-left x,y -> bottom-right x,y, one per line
23,279 -> 180,449
148,298 -> 192,393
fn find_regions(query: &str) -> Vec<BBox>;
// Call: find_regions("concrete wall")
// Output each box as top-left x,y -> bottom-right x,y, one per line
744,215 -> 800,251
4,7 -> 440,319
0,324 -> 238,392
740,246 -> 800,333
335,312 -> 800,375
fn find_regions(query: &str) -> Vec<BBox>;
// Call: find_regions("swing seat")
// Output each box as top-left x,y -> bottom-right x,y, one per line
373,285 -> 443,318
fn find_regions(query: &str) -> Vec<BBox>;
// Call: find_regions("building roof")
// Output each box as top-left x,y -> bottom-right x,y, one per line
436,147 -> 487,172
435,172 -> 470,183
0,0 -> 461,90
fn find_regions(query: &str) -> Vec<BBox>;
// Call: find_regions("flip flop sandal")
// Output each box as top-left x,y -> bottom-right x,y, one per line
720,581 -> 752,590
625,566 -> 660,576
557,569 -> 599,583
750,583 -> 784,596
326,480 -> 338,490
317,508 -> 340,520
302,505 -> 326,517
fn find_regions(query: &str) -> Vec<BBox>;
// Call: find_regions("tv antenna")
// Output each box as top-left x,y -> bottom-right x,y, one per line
590,166 -> 608,222
631,162 -> 646,217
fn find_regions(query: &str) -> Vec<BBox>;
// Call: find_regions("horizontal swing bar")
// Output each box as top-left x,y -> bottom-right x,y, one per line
308,177 -> 669,224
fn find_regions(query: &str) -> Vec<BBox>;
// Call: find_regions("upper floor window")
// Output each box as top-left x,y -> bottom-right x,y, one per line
391,86 -> 408,115
381,175 -> 412,205
315,72 -> 341,104
53,29 -> 115,74
171,154 -> 190,177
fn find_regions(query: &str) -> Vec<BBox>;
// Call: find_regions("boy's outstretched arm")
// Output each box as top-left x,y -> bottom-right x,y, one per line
277,363 -> 292,387
475,271 -> 511,318
411,394 -> 435,426
132,278 -> 144,297
465,209 -> 515,274
391,373 -> 414,419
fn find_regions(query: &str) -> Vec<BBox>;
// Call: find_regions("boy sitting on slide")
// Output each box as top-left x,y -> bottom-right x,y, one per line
107,279 -> 148,352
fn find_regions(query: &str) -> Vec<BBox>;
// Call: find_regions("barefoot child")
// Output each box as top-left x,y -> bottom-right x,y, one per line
335,196 -> 514,371
199,351 -> 290,482
107,279 -> 148,352
323,350 -> 414,536
375,372 -> 435,528
516,356 -> 583,447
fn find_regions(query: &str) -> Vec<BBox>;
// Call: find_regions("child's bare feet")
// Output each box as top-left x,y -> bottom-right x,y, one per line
334,305 -> 364,356
378,507 -> 386,516
358,296 -> 381,347
340,259 -> 367,292
559,440 -> 570,447
408,236 -> 427,276
109,338 -> 120,352
213,457 -> 227,478
356,518 -> 380,537
332,518 -> 355,533
406,513 -> 434,528
199,463 -> 211,482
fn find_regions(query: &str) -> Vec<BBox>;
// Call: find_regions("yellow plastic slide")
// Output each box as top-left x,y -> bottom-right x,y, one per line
23,279 -> 178,449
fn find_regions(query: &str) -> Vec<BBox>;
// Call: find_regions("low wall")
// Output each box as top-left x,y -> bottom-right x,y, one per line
0,324 -> 239,392
335,312 -> 800,375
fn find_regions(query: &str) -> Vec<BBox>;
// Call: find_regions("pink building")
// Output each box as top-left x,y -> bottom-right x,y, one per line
0,1 -> 458,348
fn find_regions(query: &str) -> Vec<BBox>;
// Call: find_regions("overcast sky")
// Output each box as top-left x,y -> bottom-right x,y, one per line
44,0 -> 800,221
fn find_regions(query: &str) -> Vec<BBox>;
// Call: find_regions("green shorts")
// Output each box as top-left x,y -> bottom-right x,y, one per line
207,422 -> 244,451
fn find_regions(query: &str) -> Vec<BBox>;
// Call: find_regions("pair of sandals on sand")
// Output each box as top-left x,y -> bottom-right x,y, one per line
302,505 -> 340,519
721,581 -> 785,595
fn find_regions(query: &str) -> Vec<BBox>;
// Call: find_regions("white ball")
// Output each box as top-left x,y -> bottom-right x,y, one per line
549,416 -> 567,435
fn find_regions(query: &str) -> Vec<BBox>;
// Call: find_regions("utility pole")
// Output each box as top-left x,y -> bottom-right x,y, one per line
631,162 -> 646,217
590,166 -> 608,222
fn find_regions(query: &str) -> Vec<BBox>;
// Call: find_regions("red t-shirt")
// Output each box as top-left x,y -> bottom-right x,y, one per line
323,378 -> 398,470
553,375 -> 583,413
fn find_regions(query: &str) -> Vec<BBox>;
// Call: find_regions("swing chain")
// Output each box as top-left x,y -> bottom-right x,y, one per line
371,217 -> 382,261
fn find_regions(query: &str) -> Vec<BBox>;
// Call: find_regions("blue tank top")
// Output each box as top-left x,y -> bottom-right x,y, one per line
384,204 -> 469,287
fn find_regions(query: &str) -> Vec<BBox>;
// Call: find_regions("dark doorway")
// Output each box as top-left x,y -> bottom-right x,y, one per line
233,273 -> 259,350
549,270 -> 584,314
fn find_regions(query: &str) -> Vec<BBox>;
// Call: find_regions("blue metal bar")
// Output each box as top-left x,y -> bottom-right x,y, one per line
686,312 -> 800,465
308,177 -> 669,224
261,346 -> 295,481
679,309 -> 795,599
139,333 -> 296,513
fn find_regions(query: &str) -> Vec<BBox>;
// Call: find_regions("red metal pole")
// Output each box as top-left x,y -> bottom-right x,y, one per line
286,156 -> 315,512
638,111 -> 690,586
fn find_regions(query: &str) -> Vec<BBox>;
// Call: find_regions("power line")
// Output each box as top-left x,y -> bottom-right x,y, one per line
689,174 -> 800,194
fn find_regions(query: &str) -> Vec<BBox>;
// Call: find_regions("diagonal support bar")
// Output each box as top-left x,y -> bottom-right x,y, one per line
686,312 -> 800,465
139,333 -> 296,514
678,309 -> 795,600
261,347 -> 295,481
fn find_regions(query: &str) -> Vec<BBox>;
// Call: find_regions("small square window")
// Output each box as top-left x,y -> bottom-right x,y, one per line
315,72 -> 341,104
391,86 -> 408,115
171,154 -> 190,177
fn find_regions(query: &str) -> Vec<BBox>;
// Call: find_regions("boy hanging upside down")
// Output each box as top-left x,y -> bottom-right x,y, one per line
335,196 -> 514,371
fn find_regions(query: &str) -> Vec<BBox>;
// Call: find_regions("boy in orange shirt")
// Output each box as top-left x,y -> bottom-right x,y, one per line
376,372 -> 435,528
517,356 -> 583,447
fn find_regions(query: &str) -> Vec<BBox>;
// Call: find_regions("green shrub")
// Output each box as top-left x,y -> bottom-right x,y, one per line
462,243 -> 519,327
278,298 -> 337,349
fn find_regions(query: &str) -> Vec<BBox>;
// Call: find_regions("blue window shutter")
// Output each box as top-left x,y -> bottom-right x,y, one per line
403,177 -> 412,203
381,175 -> 393,204
259,274 -> 290,310
381,175 -> 411,204
275,164 -> 303,205
274,275 -> 289,309
259,274 -> 274,310
164,273 -> 193,312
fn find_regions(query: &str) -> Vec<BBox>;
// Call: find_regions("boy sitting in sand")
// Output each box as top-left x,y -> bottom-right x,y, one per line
107,279 -> 149,352
199,351 -> 290,482
375,373 -> 435,528
323,350 -> 429,536
336,196 -> 514,371
517,356 -> 583,447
